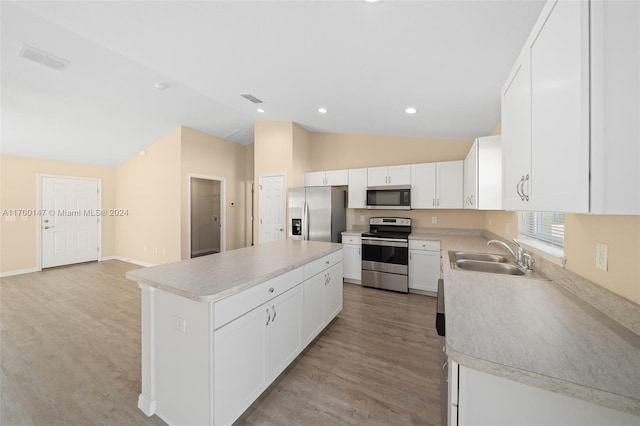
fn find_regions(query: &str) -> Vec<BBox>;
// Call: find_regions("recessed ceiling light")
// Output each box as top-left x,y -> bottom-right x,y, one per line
154,82 -> 169,91
405,107 -> 418,114
318,107 -> 328,114
257,108 -> 265,113
364,0 -> 382,3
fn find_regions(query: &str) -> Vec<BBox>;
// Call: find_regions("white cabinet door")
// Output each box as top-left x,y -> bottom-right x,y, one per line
325,170 -> 348,186
463,141 -> 478,209
457,364 -> 640,426
388,165 -> 411,186
437,161 -> 464,209
343,243 -> 361,282
411,163 -> 437,208
302,272 -> 325,344
529,0 -> 589,213
476,136 -> 502,210
213,305 -> 268,426
267,286 -> 303,380
408,245 -> 440,293
304,171 -> 326,187
367,166 -> 390,187
348,168 -> 367,208
324,263 -> 343,322
502,49 -> 532,211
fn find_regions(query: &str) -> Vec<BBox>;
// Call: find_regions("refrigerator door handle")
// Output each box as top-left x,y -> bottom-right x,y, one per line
302,201 -> 308,240
305,201 -> 310,240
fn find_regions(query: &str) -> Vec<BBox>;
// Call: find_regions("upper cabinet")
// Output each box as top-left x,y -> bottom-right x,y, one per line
502,0 -> 640,214
304,170 -> 348,187
464,136 -> 502,210
411,161 -> 463,209
347,168 -> 367,209
367,165 -> 411,187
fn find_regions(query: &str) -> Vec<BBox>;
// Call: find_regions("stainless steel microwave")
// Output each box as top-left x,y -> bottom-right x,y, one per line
366,186 -> 411,210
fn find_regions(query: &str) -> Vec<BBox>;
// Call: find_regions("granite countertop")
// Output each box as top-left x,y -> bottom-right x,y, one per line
434,230 -> 640,416
126,240 -> 343,303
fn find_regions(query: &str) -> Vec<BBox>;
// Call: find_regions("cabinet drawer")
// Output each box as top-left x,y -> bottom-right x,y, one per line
342,235 -> 361,245
303,250 -> 343,280
409,239 -> 440,251
214,267 -> 303,329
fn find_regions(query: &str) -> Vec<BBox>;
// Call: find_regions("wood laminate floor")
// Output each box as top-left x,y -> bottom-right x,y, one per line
1,260 -> 441,425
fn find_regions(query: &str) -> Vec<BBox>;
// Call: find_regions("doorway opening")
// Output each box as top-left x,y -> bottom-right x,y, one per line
190,176 -> 224,258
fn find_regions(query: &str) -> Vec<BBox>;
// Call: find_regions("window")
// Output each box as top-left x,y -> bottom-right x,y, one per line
519,212 -> 564,247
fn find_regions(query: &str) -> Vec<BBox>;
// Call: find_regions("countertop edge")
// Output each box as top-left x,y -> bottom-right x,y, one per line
445,344 -> 640,417
126,243 -> 343,303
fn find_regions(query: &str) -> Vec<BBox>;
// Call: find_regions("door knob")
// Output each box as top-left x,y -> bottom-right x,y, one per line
44,226 -> 55,230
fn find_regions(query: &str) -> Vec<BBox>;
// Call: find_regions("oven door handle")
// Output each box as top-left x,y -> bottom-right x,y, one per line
361,238 -> 408,247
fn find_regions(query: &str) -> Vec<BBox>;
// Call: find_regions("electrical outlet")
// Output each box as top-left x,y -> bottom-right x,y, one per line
359,215 -> 365,223
172,316 -> 187,333
596,243 -> 608,271
432,216 -> 437,224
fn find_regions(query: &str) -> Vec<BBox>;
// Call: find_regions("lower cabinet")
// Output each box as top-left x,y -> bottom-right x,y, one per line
303,263 -> 343,344
408,240 -> 441,293
342,235 -> 361,284
449,361 -> 640,426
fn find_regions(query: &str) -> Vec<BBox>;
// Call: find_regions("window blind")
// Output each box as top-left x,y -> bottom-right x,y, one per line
519,211 -> 564,247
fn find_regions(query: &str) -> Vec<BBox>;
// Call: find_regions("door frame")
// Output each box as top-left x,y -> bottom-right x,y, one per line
37,174 -> 102,271
188,173 -> 226,258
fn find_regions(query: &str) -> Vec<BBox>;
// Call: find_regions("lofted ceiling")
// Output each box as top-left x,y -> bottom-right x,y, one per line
1,0 -> 545,167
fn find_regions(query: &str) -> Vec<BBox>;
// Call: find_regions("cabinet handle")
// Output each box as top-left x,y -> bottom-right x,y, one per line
358,248 -> 360,255
266,308 -> 271,325
516,176 -> 525,201
271,305 -> 276,322
437,198 -> 440,207
269,287 -> 274,293
433,198 -> 436,207
523,174 -> 530,201
470,194 -> 474,205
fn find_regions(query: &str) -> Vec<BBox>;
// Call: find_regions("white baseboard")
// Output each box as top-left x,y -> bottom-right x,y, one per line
0,267 -> 40,278
138,394 -> 156,416
104,256 -> 155,268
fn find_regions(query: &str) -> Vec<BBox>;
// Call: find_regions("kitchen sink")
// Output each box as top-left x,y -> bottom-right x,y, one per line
447,250 -> 548,280
453,259 -> 525,276
453,251 -> 510,263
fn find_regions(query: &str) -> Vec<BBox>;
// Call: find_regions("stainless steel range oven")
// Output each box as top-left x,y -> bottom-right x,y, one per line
361,217 -> 411,293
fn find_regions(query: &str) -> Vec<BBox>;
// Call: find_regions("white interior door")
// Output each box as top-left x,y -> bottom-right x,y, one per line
258,174 -> 286,244
41,176 -> 99,268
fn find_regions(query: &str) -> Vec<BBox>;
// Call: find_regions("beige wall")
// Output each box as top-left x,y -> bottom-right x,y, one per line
349,209 -> 486,230
115,128 -> 182,265
309,132 -> 473,170
564,214 -> 640,303
292,124 -> 312,188
0,155 -> 116,273
180,127 -> 248,258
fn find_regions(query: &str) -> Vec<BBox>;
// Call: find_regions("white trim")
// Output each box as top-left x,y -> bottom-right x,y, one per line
137,395 -> 156,417
37,174 -> 102,269
0,267 -> 40,278
188,174 -> 226,259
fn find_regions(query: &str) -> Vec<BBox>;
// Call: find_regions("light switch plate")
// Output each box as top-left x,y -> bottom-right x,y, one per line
596,243 -> 608,271
431,216 -> 437,224
172,316 -> 187,333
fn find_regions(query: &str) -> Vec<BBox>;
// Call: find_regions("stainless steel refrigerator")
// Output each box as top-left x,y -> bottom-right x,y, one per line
288,187 -> 346,243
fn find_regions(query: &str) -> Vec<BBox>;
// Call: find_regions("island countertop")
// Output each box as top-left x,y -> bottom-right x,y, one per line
126,239 -> 343,303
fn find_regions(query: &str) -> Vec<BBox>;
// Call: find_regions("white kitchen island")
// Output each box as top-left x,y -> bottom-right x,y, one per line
126,239 -> 344,426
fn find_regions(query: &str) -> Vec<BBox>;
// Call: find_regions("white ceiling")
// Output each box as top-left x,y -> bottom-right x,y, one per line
1,0 -> 545,167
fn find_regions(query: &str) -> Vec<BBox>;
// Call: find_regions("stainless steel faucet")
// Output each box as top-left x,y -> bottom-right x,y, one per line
487,239 -> 535,271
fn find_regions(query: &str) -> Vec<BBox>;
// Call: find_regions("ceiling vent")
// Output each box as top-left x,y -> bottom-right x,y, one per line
17,44 -> 69,71
241,93 -> 263,104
